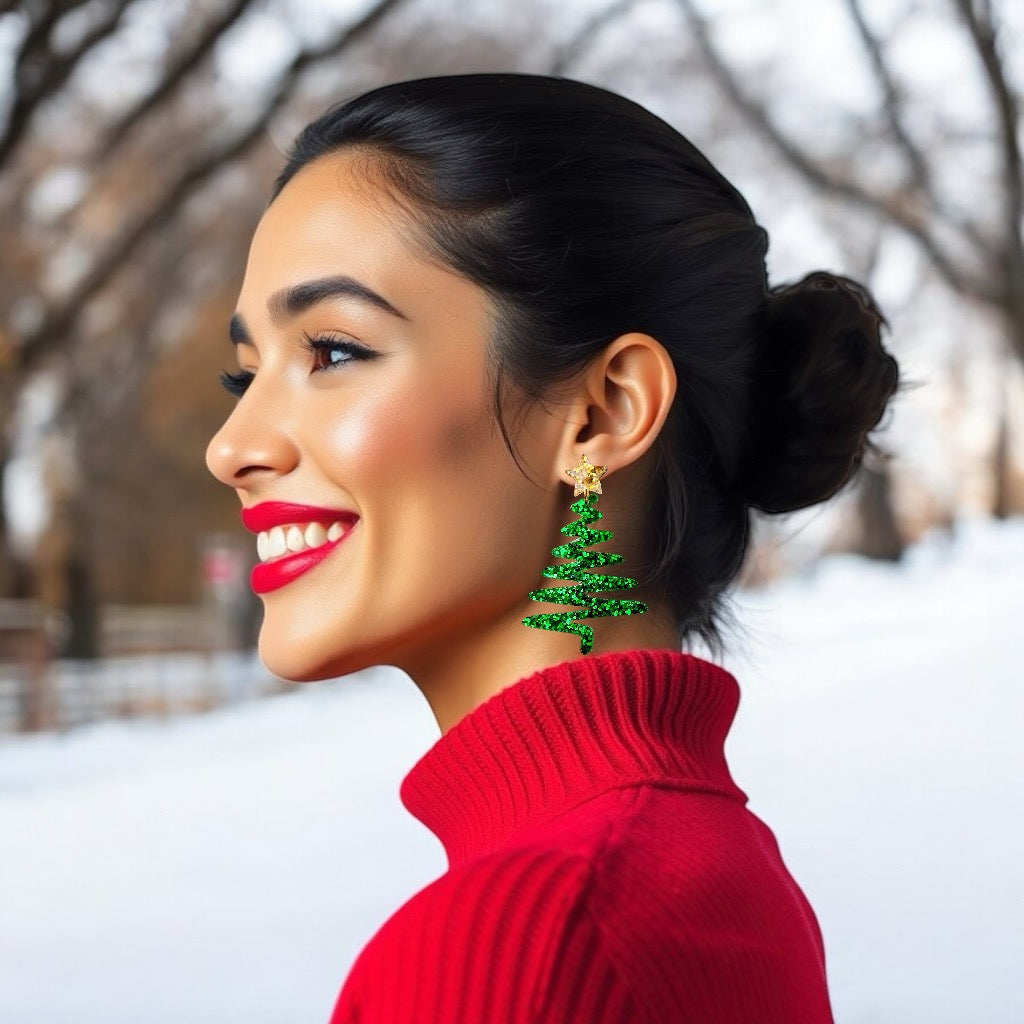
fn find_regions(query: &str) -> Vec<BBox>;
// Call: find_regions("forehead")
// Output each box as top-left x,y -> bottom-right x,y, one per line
246,151 -> 413,285
239,150 -> 491,340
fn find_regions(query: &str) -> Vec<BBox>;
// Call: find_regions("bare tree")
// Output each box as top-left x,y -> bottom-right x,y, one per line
672,0 -> 1022,522
0,0 -> 575,655
0,0 -> 411,652
675,0 -> 1022,339
6,0 -> 410,375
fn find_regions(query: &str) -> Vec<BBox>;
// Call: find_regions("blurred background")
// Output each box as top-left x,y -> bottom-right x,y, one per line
0,1 -> 1020,1022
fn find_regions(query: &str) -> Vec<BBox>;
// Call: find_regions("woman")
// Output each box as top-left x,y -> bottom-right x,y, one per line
207,74 -> 899,1023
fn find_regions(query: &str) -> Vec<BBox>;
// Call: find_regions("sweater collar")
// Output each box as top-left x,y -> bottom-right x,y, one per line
399,647 -> 749,870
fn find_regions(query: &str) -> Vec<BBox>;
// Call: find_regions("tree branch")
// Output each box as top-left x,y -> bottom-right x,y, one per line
549,0 -> 638,76
16,0 -> 410,374
1,1 -> 84,164
844,0 -> 933,194
952,0 -> 1024,298
0,0 -> 132,168
844,0 -> 990,256
99,0 -> 256,153
675,0 -> 996,303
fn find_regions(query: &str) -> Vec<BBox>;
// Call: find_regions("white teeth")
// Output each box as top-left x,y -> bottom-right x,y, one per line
305,522 -> 327,547
267,526 -> 287,557
255,520 -> 350,563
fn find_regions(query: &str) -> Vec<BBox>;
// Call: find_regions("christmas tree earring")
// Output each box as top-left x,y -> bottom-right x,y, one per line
522,453 -> 648,655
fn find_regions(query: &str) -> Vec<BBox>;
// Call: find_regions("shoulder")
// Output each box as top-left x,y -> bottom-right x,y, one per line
330,787 -> 833,1023
353,843 -> 595,971
369,786 -> 647,944
330,841 -> 644,1023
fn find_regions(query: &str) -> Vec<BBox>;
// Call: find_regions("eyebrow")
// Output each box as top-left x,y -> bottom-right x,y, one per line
230,275 -> 407,345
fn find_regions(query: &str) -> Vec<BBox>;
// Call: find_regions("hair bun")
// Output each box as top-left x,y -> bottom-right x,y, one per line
739,270 -> 900,514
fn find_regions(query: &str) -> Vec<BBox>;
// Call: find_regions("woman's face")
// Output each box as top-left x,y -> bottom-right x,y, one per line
206,151 -> 567,682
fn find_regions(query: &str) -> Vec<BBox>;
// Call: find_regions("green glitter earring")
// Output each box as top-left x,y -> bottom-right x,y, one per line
522,453 -> 648,655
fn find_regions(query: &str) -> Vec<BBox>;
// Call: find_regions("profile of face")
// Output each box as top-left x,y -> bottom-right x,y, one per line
207,148 -> 680,715
206,152 -> 558,684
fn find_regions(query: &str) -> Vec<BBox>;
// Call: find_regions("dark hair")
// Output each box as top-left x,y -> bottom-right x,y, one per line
272,73 -> 900,652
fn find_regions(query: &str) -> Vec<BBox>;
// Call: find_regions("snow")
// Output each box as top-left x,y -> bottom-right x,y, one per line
25,165 -> 89,225
2,371 -> 63,557
1,517 -> 1021,1024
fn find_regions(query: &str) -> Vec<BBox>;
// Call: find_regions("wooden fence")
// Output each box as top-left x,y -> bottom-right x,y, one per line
0,601 -> 282,734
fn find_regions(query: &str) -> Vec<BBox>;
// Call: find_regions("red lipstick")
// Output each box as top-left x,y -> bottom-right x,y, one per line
242,502 -> 358,533
242,503 -> 359,595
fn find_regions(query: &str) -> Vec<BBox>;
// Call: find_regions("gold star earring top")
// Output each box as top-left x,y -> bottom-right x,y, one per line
565,453 -> 607,499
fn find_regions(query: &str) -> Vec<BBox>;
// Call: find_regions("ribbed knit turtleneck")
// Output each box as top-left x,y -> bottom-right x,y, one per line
330,647 -> 835,1024
399,647 -> 749,869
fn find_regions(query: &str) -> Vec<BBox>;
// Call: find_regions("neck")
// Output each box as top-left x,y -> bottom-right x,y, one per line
390,595 -> 681,736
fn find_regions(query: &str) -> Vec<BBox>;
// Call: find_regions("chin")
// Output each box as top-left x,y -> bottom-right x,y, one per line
256,627 -> 375,683
257,632 -> 333,683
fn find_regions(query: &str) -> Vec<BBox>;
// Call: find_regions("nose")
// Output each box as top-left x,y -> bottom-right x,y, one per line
206,386 -> 300,490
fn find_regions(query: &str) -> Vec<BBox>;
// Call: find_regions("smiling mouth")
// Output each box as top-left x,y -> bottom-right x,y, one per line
256,521 -> 350,563
248,520 -> 357,595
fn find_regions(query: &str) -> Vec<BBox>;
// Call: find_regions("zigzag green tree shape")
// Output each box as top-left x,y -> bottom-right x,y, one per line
522,491 -> 648,655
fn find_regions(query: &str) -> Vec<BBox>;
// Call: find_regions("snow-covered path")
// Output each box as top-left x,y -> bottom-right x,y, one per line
1,518 -> 1021,1024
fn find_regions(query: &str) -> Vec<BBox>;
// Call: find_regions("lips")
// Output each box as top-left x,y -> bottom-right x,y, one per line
241,502 -> 358,533
241,503 -> 359,595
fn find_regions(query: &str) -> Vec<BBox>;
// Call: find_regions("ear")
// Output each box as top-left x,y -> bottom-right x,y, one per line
553,332 -> 677,482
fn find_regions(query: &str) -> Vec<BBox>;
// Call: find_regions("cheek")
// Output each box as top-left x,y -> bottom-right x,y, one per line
310,381 -> 495,512
428,392 -> 515,499
318,390 -> 406,475
437,405 -> 488,466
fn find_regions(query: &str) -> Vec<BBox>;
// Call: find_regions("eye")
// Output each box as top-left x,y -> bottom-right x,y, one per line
303,331 -> 377,373
218,334 -> 376,396
220,369 -> 254,397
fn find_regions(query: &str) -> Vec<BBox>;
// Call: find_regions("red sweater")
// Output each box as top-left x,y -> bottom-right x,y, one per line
328,647 -> 834,1023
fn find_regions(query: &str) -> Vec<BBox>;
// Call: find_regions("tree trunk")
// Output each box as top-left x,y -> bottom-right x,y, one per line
856,462 -> 904,561
992,373 -> 1011,520
35,473 -> 101,660
62,552 -> 99,659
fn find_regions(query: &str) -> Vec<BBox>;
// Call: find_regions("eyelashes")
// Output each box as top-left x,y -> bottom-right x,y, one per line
219,332 -> 378,398
220,369 -> 254,397
301,330 -> 377,372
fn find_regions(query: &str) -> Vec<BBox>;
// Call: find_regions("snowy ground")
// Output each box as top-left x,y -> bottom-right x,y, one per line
1,517 -> 1021,1024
